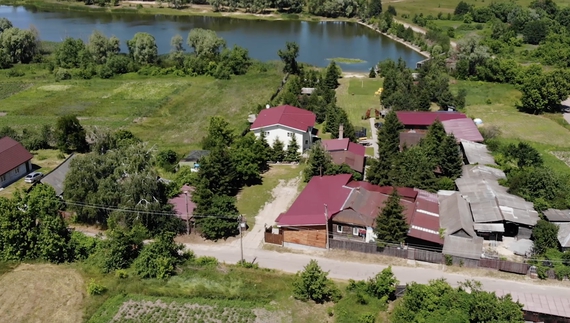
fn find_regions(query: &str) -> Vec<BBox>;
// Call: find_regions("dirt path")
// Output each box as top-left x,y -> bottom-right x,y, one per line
229,176 -> 301,250
393,18 -> 458,49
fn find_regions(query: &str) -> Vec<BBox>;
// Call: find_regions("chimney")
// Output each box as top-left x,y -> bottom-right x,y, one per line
339,124 -> 344,139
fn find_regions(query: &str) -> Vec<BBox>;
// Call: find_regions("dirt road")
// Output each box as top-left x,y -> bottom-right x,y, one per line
393,18 -> 458,49
229,176 -> 301,250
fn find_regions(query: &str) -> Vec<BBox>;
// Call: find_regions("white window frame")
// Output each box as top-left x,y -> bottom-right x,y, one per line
336,225 -> 343,233
353,227 -> 359,236
263,131 -> 270,136
287,132 -> 294,137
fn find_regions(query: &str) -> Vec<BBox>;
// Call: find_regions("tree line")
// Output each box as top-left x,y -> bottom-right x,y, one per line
0,18 -> 253,81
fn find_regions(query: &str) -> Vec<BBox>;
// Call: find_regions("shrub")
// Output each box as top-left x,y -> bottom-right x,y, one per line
115,269 -> 129,279
133,231 -> 191,279
359,313 -> 376,323
87,279 -> 106,295
194,256 -> 219,267
7,69 -> 25,77
237,259 -> 259,269
54,68 -> 71,81
445,254 -> 453,266
293,259 -> 342,303
98,65 -> 114,79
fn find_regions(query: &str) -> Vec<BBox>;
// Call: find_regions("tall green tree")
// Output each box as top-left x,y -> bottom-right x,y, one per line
187,28 -> 226,57
201,116 -> 235,150
278,41 -> 300,74
532,220 -> 561,255
88,30 -> 120,64
232,132 -> 263,186
0,197 -> 37,261
0,17 -> 12,33
390,145 -> 436,191
367,110 -> 404,185
323,60 -> 341,89
368,0 -> 383,17
54,37 -> 87,68
126,32 -> 158,65
253,131 -> 272,172
439,134 -> 463,179
303,143 -> 335,182
518,70 -> 570,114
170,34 -> 185,67
421,119 -> 448,168
272,136 -> 286,162
55,115 -> 88,153
375,189 -> 408,245
0,27 -> 37,64
284,136 -> 301,162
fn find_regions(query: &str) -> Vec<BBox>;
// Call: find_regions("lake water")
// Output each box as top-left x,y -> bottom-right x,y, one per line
0,5 -> 425,71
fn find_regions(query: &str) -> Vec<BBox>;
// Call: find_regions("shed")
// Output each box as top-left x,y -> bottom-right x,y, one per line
179,150 -> 210,168
443,235 -> 484,260
438,193 -> 476,238
442,119 -> 484,142
556,223 -> 570,251
460,140 -> 496,165
40,153 -> 78,197
462,164 -> 506,181
544,209 -> 570,222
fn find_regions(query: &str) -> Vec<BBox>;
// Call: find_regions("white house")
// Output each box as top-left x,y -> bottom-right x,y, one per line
250,105 -> 317,153
0,136 -> 33,188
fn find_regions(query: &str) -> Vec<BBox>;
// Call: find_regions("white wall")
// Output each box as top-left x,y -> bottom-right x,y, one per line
252,125 -> 311,154
0,161 -> 30,188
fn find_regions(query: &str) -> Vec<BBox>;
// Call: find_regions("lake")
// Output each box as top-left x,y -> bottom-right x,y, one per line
0,5 -> 425,72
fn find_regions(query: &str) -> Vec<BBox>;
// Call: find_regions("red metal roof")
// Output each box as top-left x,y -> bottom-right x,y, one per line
321,138 -> 350,151
329,150 -> 365,173
407,196 -> 443,245
276,174 -> 353,226
346,183 -> 419,201
396,111 -> 467,127
251,105 -> 316,132
347,142 -> 366,156
441,118 -> 484,143
168,185 -> 196,221
0,137 -> 33,176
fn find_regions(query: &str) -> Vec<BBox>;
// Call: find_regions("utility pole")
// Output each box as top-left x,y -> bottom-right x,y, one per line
324,204 -> 329,250
239,215 -> 245,263
184,189 -> 190,235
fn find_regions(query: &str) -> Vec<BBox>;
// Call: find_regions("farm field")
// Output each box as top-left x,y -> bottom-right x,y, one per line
0,65 -> 283,153
0,263 -> 85,323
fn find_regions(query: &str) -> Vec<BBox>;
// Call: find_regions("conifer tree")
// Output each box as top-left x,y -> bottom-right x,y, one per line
422,119 -> 447,167
367,110 -> 404,185
375,189 -> 408,245
324,60 -> 340,90
439,134 -> 463,179
303,143 -> 334,182
253,131 -> 271,172
284,136 -> 301,163
390,145 -> 436,191
272,136 -> 285,162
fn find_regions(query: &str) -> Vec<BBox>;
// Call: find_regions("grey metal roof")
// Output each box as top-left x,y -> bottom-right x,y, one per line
439,193 -> 476,238
473,223 -> 505,233
556,223 -> 570,248
544,209 -> 570,222
462,164 -> 506,181
40,154 -> 77,196
470,199 -> 504,223
499,205 -> 540,226
460,140 -> 496,165
181,150 -> 210,162
443,235 -> 483,260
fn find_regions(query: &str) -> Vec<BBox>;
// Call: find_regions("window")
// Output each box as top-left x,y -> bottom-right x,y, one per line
14,167 -> 19,174
336,225 -> 343,233
304,140 -> 308,145
263,131 -> 270,136
287,132 -> 294,137
353,227 -> 359,236
0,175 -> 5,182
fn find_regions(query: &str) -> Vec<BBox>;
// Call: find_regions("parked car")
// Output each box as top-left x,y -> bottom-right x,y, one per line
25,172 -> 43,183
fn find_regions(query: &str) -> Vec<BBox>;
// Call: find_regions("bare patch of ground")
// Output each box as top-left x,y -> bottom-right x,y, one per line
0,264 -> 84,323
552,151 -> 570,167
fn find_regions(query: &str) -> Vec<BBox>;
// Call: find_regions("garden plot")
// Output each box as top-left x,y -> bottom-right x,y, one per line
109,299 -> 281,323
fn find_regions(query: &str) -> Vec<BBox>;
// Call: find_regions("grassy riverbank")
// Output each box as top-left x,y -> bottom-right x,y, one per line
0,0 -> 353,22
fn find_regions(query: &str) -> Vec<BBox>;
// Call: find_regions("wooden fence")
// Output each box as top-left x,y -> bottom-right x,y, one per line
329,237 -> 537,277
264,231 -> 283,245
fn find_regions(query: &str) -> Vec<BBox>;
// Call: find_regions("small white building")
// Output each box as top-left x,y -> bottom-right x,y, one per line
250,105 -> 317,153
0,136 -> 33,188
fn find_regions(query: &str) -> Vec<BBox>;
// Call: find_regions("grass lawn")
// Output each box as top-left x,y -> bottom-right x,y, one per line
337,77 -> 383,134
0,149 -> 69,198
455,80 -> 570,174
236,164 -> 302,225
0,264 -> 85,323
0,65 -> 283,154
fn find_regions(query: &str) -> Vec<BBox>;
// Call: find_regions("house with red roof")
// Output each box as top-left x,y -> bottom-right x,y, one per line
275,174 -> 443,249
250,105 -> 317,154
321,137 -> 366,174
0,137 -> 33,188
396,111 -> 467,131
168,185 -> 196,233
